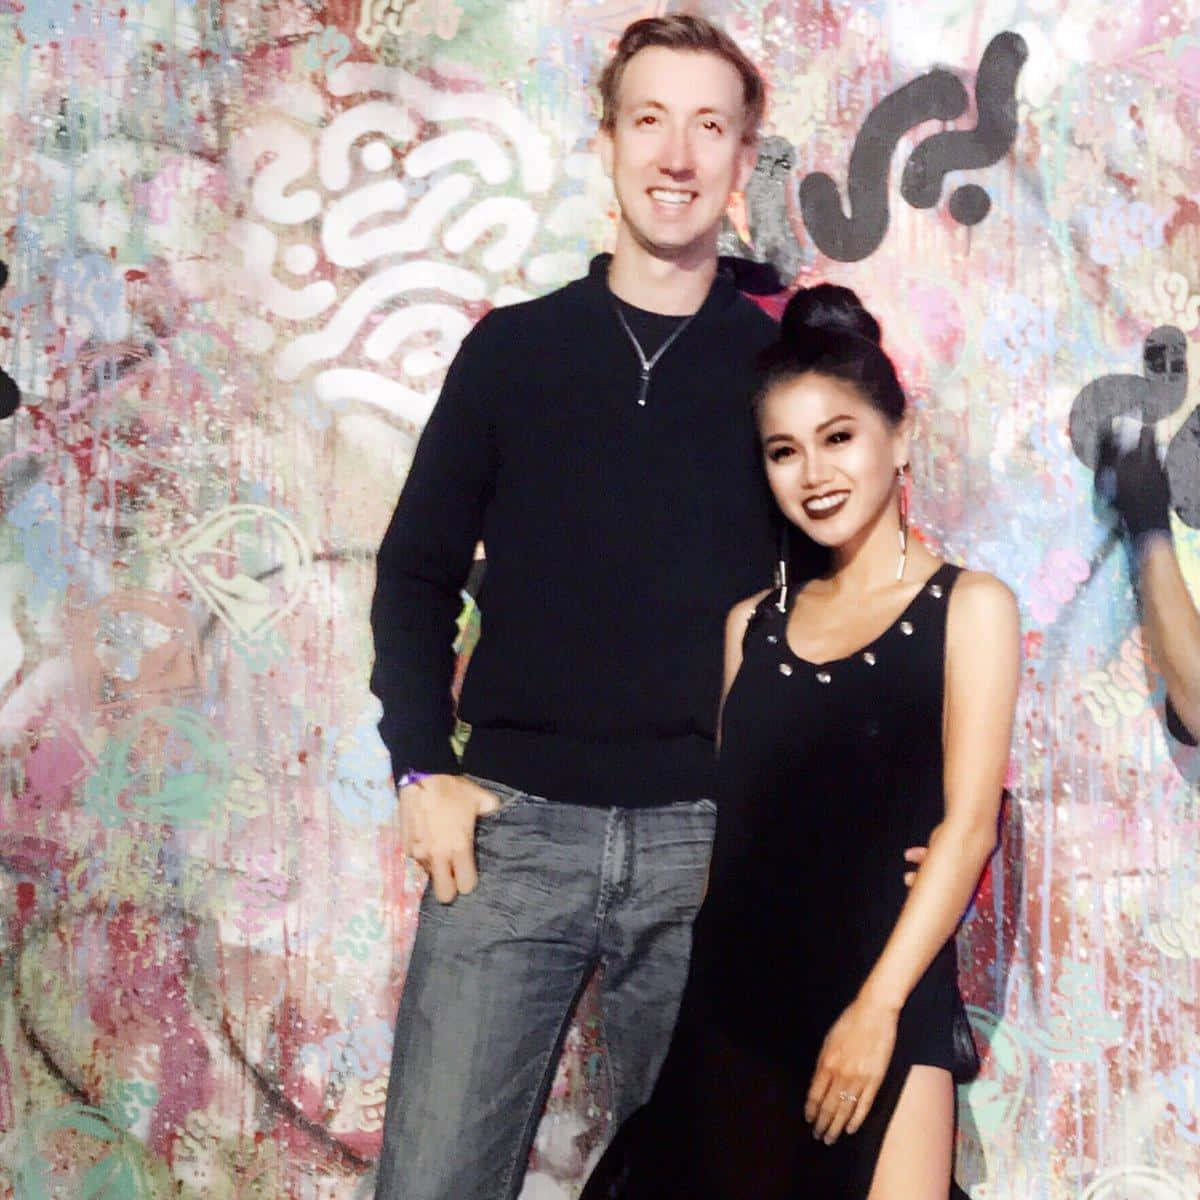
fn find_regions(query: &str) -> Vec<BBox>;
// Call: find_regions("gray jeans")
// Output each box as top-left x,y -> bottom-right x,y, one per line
373,776 -> 716,1200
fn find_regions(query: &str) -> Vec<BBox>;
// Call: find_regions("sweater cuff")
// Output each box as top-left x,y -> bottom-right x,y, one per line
384,735 -> 462,788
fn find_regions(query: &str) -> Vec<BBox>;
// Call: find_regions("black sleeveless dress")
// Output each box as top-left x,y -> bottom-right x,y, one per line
583,563 -> 973,1200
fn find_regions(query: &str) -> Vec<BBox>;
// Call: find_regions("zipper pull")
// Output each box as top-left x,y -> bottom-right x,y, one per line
637,368 -> 650,407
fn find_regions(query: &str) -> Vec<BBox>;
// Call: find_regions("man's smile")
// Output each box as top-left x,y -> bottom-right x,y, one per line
648,187 -> 697,207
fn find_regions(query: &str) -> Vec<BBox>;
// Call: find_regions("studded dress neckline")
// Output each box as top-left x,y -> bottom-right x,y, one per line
771,562 -> 956,684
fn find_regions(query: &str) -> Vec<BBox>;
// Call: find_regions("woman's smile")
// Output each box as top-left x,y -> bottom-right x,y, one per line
802,490 -> 850,519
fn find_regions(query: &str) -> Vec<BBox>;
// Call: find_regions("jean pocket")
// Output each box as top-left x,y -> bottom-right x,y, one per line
664,796 -> 717,821
464,774 -> 530,820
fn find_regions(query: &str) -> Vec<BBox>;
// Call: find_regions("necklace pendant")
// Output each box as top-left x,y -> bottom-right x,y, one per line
636,370 -> 650,407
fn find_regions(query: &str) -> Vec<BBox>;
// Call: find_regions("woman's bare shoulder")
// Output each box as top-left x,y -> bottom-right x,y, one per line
951,568 -> 1017,607
729,587 -> 775,624
947,569 -> 1019,639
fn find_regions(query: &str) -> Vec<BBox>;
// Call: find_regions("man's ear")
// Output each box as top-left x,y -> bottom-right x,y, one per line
598,126 -> 614,178
734,139 -> 758,193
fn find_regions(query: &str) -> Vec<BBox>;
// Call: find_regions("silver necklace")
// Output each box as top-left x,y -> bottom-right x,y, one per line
610,299 -> 699,407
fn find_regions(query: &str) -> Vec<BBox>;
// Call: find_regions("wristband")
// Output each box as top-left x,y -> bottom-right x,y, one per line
397,769 -> 429,790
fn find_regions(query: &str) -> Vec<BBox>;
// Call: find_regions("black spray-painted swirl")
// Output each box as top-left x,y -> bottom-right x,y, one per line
0,261 -> 21,420
798,69 -> 967,263
1068,326 -> 1194,524
786,32 -> 1028,266
899,32 -> 1028,226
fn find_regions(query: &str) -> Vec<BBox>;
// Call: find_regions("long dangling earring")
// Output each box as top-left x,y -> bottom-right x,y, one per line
896,465 -> 909,582
775,522 -> 790,613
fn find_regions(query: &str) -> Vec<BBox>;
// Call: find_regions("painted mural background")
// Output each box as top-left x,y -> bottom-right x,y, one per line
1,0 -> 1198,1196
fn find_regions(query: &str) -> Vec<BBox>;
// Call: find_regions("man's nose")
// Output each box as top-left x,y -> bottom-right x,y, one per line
657,126 -> 695,176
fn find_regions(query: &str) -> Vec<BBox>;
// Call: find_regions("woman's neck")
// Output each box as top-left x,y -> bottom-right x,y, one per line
821,492 -> 935,598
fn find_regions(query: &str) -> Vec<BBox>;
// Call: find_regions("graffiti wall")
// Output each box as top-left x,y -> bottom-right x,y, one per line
1,1 -> 1198,1197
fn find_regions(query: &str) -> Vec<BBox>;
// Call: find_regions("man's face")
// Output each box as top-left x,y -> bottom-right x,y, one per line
599,47 -> 757,264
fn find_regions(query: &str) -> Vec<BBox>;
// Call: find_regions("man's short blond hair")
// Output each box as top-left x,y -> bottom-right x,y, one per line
597,15 -> 765,145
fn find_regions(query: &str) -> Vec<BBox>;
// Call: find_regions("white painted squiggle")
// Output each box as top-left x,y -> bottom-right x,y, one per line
404,130 -> 513,186
321,179 -> 409,268
1148,886 -> 1200,958
1079,1166 -> 1190,1200
230,221 -> 337,320
328,62 -> 554,193
363,303 -> 471,376
313,369 -> 436,426
443,197 -> 538,272
232,62 -> 581,415
321,175 -> 474,267
274,261 -> 484,381
318,100 -> 416,192
230,119 -> 321,225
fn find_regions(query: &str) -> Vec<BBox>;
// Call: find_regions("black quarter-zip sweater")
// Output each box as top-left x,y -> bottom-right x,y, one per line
370,254 -> 809,808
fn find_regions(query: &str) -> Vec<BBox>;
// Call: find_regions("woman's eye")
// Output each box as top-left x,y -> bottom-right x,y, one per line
828,431 -> 851,445
767,446 -> 794,462
635,114 -> 657,126
701,120 -> 723,134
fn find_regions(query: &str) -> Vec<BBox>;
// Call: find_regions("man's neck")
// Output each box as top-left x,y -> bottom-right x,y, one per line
605,228 -> 719,316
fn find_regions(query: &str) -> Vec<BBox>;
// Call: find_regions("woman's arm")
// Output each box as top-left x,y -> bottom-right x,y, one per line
806,571 -> 1019,1143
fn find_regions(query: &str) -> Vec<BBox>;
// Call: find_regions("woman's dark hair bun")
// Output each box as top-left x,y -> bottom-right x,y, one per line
780,283 -> 881,346
757,282 -> 905,424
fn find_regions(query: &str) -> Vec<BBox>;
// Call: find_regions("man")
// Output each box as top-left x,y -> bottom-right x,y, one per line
370,17 -> 810,1198
1098,425 -> 1200,743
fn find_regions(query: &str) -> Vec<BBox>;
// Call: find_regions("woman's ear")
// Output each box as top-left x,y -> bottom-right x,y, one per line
893,408 -> 915,472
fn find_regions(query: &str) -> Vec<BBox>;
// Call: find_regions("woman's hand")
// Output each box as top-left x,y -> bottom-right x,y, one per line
804,995 -> 899,1144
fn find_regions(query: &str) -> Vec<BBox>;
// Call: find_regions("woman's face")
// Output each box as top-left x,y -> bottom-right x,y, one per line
759,371 -> 909,551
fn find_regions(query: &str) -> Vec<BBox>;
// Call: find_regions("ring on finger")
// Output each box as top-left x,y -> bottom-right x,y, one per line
838,1090 -> 859,1104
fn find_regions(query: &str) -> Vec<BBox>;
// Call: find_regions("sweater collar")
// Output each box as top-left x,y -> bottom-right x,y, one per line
586,252 -> 744,324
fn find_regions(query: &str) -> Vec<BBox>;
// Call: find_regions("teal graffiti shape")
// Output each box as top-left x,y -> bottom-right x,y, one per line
302,25 -> 352,76
108,1079 -> 159,1132
958,1006 -> 1028,1138
1025,958 -> 1123,1056
13,1103 -> 152,1200
334,908 -> 386,961
84,708 -> 231,828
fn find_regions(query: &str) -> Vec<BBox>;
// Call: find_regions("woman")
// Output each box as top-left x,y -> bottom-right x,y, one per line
581,285 -> 1019,1199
